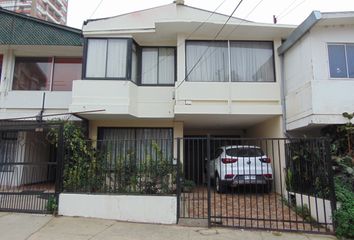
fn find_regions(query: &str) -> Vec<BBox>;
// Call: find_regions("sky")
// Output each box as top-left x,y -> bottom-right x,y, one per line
67,0 -> 354,29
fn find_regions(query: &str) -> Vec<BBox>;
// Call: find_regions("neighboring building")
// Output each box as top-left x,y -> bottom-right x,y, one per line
0,7 -> 82,120
0,7 -> 82,213
0,0 -> 68,25
278,11 -> 354,134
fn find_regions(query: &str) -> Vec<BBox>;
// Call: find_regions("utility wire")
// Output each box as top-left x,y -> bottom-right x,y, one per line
176,0 -> 253,88
275,0 -> 298,19
277,0 -> 307,21
136,0 -> 228,81
89,0 -> 105,19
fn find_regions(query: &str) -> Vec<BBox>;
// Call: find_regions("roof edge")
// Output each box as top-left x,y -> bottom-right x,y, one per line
0,7 -> 82,34
278,10 -> 322,55
83,2 -> 250,26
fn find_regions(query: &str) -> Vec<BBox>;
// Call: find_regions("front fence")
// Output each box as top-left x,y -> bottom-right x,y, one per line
58,136 -> 335,234
63,139 -> 177,195
0,127 -> 62,214
177,137 -> 336,234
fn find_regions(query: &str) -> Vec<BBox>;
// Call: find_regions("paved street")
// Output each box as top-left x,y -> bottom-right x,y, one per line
0,212 -> 337,240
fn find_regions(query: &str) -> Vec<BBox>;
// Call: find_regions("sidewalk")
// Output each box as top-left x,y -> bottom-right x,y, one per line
0,212 -> 337,240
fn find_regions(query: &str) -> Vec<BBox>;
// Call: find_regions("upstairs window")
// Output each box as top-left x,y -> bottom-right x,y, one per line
84,38 -> 176,86
328,44 -> 354,78
230,42 -> 274,82
12,57 -> 82,91
13,57 -> 52,90
52,58 -> 82,91
141,47 -> 175,85
186,41 -> 228,82
85,38 -> 129,79
186,41 -> 275,82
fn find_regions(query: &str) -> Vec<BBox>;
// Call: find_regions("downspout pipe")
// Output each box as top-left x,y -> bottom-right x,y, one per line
279,53 -> 293,138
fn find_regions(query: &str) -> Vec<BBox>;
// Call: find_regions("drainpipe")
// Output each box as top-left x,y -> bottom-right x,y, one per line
279,54 -> 293,138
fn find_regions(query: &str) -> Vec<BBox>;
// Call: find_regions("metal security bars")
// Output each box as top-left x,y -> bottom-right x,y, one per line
0,123 -> 64,214
63,139 -> 177,195
177,137 -> 336,234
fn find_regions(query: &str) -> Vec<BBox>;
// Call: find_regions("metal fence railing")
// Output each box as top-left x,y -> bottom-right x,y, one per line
177,137 -> 336,234
0,128 -> 60,214
63,139 -> 177,195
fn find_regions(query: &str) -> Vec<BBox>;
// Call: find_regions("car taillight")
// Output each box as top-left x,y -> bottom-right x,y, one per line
263,174 -> 272,179
225,174 -> 235,179
260,158 -> 271,163
221,158 -> 238,164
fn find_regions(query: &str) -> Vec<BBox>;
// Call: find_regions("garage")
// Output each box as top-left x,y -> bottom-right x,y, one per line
177,117 -> 335,234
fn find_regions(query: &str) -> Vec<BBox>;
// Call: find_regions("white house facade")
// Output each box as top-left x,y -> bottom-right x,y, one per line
0,2 -> 346,232
69,1 -> 296,143
278,11 -> 354,133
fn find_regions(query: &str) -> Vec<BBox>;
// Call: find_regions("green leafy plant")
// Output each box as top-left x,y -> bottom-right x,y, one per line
285,139 -> 330,198
182,179 -> 196,192
320,113 -> 354,238
47,121 -> 104,193
333,178 -> 354,239
46,196 -> 58,214
341,112 -> 354,159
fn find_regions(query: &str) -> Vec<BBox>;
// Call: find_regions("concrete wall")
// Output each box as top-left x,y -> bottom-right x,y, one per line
284,192 -> 333,226
284,24 -> 354,131
247,116 -> 286,194
70,81 -> 175,118
59,194 -> 177,224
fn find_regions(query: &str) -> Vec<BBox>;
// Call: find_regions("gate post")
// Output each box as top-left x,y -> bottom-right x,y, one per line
176,138 -> 181,223
207,135 -> 211,227
325,138 -> 337,231
55,124 -> 65,196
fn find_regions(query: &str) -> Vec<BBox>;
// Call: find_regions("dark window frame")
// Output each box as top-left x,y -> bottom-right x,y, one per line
97,127 -> 175,162
83,38 -> 177,87
139,46 -> 177,86
328,43 -> 354,79
12,56 -> 82,91
83,37 -> 133,81
97,127 -> 174,141
185,40 -> 276,83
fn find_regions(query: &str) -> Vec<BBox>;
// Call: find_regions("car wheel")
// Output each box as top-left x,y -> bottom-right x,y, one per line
215,174 -> 227,193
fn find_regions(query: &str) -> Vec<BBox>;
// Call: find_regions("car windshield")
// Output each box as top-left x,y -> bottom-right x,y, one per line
226,147 -> 264,157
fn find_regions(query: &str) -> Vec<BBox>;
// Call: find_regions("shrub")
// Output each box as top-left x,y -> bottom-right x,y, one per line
333,178 -> 354,239
47,121 -> 104,193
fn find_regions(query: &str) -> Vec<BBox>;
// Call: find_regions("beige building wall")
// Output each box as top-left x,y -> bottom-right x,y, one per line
247,116 -> 286,194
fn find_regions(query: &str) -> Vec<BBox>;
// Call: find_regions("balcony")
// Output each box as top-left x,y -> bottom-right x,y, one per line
70,80 -> 175,119
175,81 -> 282,116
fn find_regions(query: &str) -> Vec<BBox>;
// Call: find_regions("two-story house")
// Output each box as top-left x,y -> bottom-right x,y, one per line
0,8 -> 83,209
278,11 -> 354,135
69,1 -> 295,148
0,2 -> 343,230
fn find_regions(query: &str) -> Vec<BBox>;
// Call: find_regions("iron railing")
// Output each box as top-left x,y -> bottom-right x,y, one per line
177,137 -> 336,234
0,128 -> 61,214
63,139 -> 177,195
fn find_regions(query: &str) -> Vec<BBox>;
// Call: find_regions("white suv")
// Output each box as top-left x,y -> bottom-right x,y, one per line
210,145 -> 273,193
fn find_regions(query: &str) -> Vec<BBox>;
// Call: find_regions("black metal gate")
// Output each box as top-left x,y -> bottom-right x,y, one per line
0,122 -> 64,214
177,137 -> 336,234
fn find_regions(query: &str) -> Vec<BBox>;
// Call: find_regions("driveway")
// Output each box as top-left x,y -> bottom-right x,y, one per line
0,212 -> 337,240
